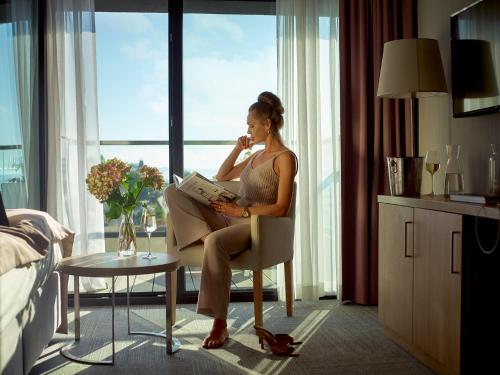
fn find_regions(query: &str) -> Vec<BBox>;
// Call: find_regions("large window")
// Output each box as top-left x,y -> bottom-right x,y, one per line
183,5 -> 277,292
183,11 -> 276,177
0,20 -> 25,206
96,11 -> 169,239
0,1 -> 38,210
89,0 -> 277,300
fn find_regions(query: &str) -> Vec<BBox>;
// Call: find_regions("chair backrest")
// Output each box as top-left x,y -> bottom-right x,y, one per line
287,182 -> 297,218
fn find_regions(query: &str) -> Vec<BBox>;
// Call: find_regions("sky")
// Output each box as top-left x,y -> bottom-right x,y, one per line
1,11 -> 337,182
0,10 -> 277,184
0,23 -> 21,146
96,12 -> 277,178
0,23 -> 24,180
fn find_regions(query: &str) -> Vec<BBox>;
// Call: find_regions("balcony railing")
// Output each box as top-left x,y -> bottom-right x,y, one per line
0,144 -> 24,182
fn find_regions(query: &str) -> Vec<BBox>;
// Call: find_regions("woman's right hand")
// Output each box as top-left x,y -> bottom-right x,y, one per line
236,135 -> 252,152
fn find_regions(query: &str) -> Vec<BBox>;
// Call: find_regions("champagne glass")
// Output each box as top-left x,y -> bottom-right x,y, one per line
425,150 -> 440,196
141,209 -> 157,259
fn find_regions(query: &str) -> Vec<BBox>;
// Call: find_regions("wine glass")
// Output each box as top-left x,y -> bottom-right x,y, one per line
141,209 -> 157,260
425,150 -> 440,196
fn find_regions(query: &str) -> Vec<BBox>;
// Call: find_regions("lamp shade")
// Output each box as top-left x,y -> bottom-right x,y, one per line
377,38 -> 448,98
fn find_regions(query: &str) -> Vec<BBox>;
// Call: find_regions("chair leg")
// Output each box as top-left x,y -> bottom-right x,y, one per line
284,260 -> 293,317
171,270 -> 177,326
253,270 -> 263,327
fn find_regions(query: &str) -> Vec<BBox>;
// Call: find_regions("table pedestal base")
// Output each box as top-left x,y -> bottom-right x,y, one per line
61,272 -> 180,365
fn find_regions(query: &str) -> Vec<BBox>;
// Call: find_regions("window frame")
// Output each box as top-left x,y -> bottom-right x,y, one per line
73,0 -> 278,306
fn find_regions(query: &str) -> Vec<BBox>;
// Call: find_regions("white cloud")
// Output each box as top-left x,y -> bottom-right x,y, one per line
97,13 -> 154,34
141,46 -> 169,116
126,42 -> 276,170
120,39 -> 164,61
149,95 -> 169,116
98,13 -> 276,171
190,14 -> 244,41
183,46 -> 277,140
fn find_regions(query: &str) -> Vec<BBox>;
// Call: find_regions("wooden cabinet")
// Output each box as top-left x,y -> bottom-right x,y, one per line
413,208 -> 462,375
378,204 -> 414,343
378,203 -> 462,375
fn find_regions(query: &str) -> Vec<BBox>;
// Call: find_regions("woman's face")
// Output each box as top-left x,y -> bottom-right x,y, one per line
246,110 -> 270,144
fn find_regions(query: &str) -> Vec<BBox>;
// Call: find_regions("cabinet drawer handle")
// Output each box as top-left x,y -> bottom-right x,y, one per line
451,231 -> 461,274
404,221 -> 413,258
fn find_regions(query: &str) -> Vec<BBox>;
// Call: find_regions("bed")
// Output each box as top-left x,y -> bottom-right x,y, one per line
0,205 -> 74,375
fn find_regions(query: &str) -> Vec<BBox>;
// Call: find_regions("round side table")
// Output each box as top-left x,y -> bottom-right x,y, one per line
57,252 -> 181,365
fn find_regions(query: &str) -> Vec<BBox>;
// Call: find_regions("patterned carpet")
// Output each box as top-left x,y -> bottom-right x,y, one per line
30,301 -> 435,374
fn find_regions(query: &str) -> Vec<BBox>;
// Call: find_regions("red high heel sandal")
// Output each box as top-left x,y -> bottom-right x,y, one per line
274,333 -> 302,346
254,325 -> 299,357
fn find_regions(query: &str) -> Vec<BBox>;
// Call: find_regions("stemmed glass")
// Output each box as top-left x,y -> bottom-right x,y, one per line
141,208 -> 157,260
425,150 -> 440,196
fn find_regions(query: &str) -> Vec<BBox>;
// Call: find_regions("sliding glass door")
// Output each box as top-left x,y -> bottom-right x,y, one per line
89,0 -> 277,303
183,0 -> 277,294
0,0 -> 40,210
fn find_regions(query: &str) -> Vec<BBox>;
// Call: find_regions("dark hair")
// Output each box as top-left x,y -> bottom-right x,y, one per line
248,91 -> 284,133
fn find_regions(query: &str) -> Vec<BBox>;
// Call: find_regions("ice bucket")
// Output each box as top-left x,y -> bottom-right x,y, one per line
386,157 -> 423,196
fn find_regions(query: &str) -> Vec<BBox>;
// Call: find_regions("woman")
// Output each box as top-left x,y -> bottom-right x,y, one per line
164,91 -> 297,349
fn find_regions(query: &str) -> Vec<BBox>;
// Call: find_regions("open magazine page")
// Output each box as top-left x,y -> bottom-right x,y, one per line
174,172 -> 239,206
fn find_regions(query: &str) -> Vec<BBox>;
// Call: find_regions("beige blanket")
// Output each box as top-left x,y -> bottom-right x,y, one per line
0,227 -> 46,275
0,221 -> 50,254
6,209 -> 75,258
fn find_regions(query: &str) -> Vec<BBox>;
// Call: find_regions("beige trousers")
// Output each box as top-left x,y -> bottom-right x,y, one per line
164,184 -> 250,319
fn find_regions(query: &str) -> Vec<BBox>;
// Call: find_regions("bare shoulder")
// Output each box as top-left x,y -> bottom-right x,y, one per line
274,149 -> 298,174
276,149 -> 297,165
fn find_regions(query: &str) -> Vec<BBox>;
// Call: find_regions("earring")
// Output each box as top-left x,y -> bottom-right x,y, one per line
266,129 -> 270,135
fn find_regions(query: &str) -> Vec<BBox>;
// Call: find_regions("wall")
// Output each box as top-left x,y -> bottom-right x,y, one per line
419,0 -> 500,194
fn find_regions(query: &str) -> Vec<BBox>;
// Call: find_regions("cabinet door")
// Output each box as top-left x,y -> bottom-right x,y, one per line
413,208 -> 462,374
378,203 -> 414,343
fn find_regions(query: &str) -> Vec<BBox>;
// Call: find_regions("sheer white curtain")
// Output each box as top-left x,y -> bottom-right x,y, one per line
10,0 -> 38,209
46,0 -> 106,291
277,0 -> 341,300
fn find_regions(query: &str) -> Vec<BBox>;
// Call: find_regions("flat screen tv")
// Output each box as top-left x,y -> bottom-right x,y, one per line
451,0 -> 500,117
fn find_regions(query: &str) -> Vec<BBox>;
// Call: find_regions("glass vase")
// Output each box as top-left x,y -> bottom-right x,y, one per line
117,214 -> 137,257
444,144 -> 464,196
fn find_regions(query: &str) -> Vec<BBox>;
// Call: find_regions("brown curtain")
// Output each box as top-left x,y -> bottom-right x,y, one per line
340,0 -> 417,305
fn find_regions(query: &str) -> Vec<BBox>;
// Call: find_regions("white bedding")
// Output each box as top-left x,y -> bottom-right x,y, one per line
0,241 -> 62,332
1,209 -> 71,332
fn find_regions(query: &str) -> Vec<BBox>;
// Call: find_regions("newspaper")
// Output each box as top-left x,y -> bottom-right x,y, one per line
173,172 -> 239,206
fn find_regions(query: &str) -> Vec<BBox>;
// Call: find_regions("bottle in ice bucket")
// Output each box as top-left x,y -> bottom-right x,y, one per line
444,144 -> 464,196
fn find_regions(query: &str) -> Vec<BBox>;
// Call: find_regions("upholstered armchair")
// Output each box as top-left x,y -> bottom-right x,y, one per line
165,180 -> 296,327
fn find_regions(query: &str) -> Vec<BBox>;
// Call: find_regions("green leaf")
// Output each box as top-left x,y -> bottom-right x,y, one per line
106,202 -> 122,221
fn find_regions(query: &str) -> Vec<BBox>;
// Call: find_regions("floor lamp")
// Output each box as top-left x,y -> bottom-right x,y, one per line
377,38 -> 448,157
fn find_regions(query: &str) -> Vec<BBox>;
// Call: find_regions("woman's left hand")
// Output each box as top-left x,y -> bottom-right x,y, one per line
209,200 -> 243,217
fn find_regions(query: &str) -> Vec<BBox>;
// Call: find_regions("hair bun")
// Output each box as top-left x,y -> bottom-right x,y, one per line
258,91 -> 284,115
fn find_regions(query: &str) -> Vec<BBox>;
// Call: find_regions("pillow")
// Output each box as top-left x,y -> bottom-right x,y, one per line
0,221 -> 50,255
6,209 -> 75,259
6,209 -> 74,242
0,192 -> 8,226
0,231 -> 45,275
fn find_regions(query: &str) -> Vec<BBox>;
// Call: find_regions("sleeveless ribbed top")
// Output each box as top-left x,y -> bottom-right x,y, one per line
236,150 -> 294,207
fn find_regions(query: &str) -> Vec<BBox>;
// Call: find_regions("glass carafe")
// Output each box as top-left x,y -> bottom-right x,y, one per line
489,144 -> 500,195
444,144 -> 464,195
